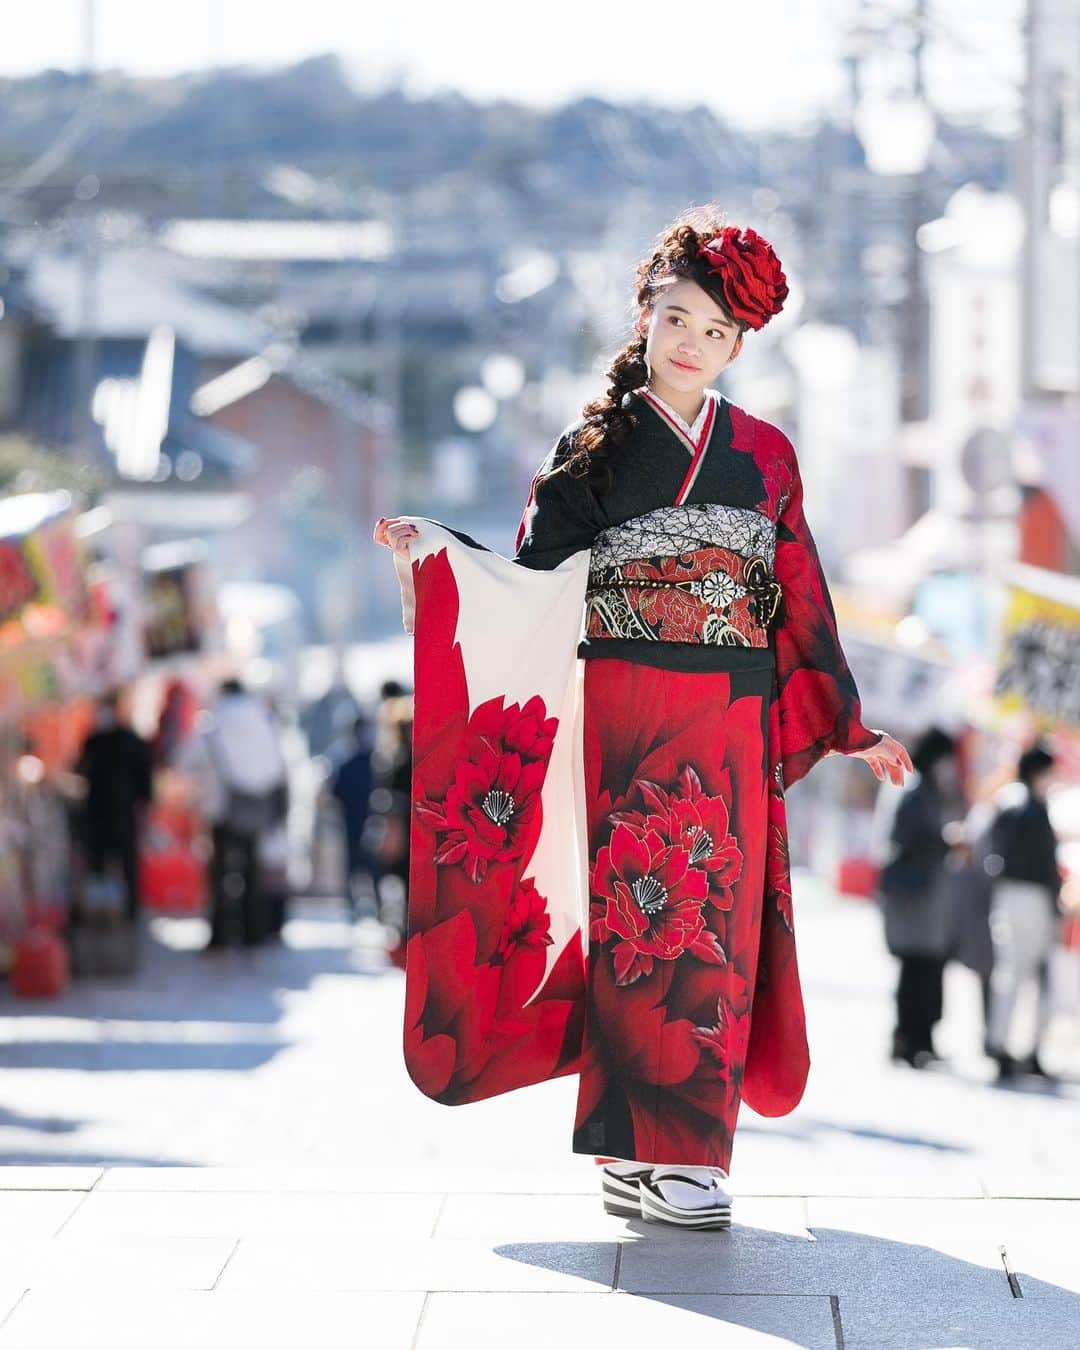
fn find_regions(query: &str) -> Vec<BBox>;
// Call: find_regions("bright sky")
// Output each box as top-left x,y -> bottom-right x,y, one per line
0,0 -> 1024,133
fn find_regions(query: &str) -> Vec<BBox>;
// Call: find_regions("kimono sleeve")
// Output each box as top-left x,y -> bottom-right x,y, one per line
514,432 -> 604,571
772,435 -> 881,788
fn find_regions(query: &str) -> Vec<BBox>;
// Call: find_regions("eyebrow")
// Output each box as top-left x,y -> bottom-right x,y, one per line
664,304 -> 735,330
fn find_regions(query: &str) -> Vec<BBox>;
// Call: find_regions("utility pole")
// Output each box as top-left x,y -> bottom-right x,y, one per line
900,0 -> 931,425
73,0 -> 99,467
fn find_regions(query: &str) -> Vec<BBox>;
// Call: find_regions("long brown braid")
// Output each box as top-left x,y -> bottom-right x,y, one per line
545,204 -> 752,491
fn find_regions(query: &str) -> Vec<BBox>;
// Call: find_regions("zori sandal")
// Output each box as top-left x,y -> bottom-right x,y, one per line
600,1162 -> 653,1218
639,1169 -> 733,1230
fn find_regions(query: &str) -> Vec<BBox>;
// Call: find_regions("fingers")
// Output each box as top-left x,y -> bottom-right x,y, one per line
374,517 -> 419,546
374,517 -> 419,557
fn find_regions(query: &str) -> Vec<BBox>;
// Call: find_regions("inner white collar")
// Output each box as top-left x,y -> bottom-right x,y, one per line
639,386 -> 720,444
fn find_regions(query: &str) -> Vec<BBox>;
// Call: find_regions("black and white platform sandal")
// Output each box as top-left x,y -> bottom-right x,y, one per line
600,1162 -> 653,1218
639,1169 -> 733,1230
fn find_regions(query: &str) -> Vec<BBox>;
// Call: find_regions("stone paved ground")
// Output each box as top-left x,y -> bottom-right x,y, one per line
0,875 -> 1075,1346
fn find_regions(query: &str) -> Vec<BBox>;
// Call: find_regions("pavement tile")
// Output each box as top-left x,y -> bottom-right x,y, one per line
434,1194 -> 807,1241
0,1170 -> 102,1191
836,1288 -> 1080,1350
730,1173 -> 984,1198
985,1199 -> 1080,1297
981,1174 -> 1080,1199
0,1193 -> 86,1238
58,1189 -> 444,1238
806,1197 -> 1006,1267
0,1291 -> 424,1350
96,1165 -> 599,1194
417,1291 -> 839,1349
618,1226 -> 825,1296
0,1235 -> 235,1290
218,1236 -> 618,1293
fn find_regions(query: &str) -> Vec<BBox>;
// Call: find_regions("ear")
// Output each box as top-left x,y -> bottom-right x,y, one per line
636,309 -> 650,339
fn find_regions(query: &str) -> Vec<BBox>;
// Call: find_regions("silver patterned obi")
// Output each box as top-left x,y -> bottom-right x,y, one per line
584,505 -> 782,648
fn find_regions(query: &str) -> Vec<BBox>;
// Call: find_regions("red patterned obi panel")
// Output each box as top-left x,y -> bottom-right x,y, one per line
585,546 -> 782,648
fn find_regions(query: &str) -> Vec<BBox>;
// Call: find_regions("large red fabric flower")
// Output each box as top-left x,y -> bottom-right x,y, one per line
614,765 -> 744,912
697,226 -> 788,332
417,693 -> 556,884
590,822 -> 712,985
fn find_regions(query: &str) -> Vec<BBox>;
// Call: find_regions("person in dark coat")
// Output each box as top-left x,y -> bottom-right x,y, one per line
874,727 -> 963,1068
984,743 -> 1062,1082
75,688 -> 153,923
329,713 -> 382,921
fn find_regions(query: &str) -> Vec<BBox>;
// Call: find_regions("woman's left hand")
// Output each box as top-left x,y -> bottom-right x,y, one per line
848,731 -> 914,786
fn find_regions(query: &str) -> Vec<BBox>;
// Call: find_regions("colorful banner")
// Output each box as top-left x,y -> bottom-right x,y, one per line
0,538 -> 39,623
994,585 -> 1080,731
143,564 -> 203,660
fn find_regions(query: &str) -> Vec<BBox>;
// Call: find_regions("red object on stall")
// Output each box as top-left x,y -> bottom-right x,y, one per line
835,855 -> 880,899
23,900 -> 67,934
11,926 -> 69,997
138,804 -> 207,915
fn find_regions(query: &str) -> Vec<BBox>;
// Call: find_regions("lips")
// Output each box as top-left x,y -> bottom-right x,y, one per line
671,358 -> 701,372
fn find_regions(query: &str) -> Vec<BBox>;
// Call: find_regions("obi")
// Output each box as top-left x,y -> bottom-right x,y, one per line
584,546 -> 782,648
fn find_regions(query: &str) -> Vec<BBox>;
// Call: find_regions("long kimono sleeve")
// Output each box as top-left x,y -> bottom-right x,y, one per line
514,432 -> 605,571
772,437 -> 881,788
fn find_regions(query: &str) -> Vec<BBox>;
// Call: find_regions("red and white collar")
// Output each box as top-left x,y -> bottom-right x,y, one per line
637,386 -> 719,452
637,386 -> 721,504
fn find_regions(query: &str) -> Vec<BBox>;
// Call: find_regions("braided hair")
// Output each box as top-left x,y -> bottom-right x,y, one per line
548,204 -> 758,491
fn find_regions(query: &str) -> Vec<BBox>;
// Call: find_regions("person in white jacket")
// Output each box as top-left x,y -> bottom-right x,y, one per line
178,678 -> 289,950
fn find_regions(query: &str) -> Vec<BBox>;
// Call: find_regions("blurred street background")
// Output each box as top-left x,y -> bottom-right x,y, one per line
0,0 -> 1078,1187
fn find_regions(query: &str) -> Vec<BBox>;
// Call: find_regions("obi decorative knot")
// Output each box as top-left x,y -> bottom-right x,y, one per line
585,547 -> 783,648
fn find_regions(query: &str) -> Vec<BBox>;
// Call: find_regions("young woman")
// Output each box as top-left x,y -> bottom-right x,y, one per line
375,206 -> 912,1230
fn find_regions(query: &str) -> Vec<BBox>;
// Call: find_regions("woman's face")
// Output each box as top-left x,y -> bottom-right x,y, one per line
639,278 -> 743,396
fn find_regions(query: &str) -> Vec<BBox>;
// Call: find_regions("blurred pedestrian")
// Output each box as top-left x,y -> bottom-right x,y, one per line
875,727 -> 962,1069
983,743 -> 1063,1082
369,694 -> 413,959
302,652 -> 360,759
328,712 -> 383,922
151,677 -> 198,769
74,687 -> 153,924
178,678 -> 289,950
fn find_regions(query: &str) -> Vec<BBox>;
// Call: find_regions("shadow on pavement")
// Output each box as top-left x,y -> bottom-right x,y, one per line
497,1224 -> 1080,1347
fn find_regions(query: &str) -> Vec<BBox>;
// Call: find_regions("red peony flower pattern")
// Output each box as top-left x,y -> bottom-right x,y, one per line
496,876 -> 554,963
589,822 -> 711,986
612,766 -> 744,912
417,693 -> 557,884
585,548 -> 770,648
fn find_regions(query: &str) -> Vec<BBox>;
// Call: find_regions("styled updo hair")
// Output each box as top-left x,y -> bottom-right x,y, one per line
557,204 -> 752,488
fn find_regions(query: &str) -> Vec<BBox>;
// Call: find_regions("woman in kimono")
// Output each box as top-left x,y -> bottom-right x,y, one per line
375,206 -> 912,1230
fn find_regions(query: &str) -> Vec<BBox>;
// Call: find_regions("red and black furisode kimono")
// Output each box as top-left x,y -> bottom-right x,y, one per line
399,387 -> 881,1168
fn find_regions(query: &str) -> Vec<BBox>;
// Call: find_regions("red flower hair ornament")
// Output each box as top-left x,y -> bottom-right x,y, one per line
696,227 -> 788,332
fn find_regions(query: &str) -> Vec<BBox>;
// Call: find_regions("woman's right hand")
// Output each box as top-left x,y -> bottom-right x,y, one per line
373,516 -> 419,634
373,516 -> 419,558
